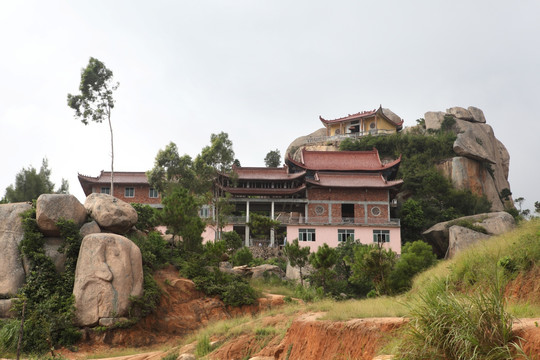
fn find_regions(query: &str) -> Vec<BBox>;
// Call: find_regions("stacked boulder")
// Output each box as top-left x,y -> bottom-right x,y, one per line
0,193 -> 143,327
425,106 -> 512,211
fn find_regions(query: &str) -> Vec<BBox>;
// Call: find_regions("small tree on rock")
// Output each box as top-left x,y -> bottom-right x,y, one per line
283,239 -> 310,286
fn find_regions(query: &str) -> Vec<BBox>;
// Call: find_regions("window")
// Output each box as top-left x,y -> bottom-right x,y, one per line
338,229 -> 354,242
100,187 -> 110,194
373,230 -> 390,243
371,206 -> 381,216
341,203 -> 354,222
199,205 -> 210,218
299,228 -> 315,242
149,188 -> 159,198
124,187 -> 135,198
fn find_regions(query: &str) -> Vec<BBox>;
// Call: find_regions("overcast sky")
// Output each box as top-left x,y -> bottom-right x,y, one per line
1,0 -> 539,211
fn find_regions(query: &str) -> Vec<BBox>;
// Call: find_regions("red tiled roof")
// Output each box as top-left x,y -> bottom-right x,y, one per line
226,166 -> 306,181
319,106 -> 404,127
306,172 -> 403,189
288,149 -> 401,172
78,171 -> 150,184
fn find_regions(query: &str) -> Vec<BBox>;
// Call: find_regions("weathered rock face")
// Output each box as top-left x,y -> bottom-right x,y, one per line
0,299 -> 14,318
423,211 -> 515,257
36,194 -> 87,236
73,233 -> 143,327
251,264 -> 285,279
285,128 -> 329,161
0,202 -> 32,297
80,220 -> 101,237
84,193 -> 138,234
44,237 -> 67,273
447,225 -> 491,258
426,106 -> 512,211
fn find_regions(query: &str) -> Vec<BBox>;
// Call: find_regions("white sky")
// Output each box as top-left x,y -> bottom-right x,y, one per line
1,0 -> 539,211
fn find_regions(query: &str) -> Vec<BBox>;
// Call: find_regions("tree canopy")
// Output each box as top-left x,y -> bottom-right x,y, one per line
3,158 -> 69,203
264,149 -> 281,167
67,57 -> 119,192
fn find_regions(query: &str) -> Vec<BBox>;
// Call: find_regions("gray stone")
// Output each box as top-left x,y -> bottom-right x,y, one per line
44,237 -> 67,273
0,299 -> 14,318
285,127 -> 328,161
84,193 -> 138,234
36,194 -> 87,236
251,264 -> 284,279
73,233 -> 143,327
178,354 -> 196,360
468,106 -> 486,123
447,106 -> 474,121
448,225 -> 491,258
80,220 -> 101,237
98,317 -> 129,327
423,212 -> 515,258
453,122 -> 496,163
0,202 -> 32,296
382,108 -> 403,126
424,111 -> 445,131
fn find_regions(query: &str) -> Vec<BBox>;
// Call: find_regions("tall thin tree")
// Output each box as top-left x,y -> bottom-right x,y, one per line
67,57 -> 119,194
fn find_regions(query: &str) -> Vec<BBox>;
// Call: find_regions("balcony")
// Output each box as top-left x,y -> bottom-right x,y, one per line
306,129 -> 396,143
224,215 -> 400,227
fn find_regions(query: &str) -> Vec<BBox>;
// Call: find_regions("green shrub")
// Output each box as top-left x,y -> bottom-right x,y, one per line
388,240 -> 437,294
231,247 -> 254,266
131,203 -> 159,232
195,334 -> 213,357
222,231 -> 243,254
192,267 -> 258,306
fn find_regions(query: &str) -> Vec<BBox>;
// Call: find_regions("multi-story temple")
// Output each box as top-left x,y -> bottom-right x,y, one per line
214,148 -> 403,254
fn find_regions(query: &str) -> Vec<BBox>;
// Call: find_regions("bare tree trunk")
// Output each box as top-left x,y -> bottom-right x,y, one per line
108,110 -> 114,195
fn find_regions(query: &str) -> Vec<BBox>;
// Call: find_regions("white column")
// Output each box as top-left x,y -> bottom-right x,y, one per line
245,201 -> 250,247
305,203 -> 309,223
270,201 -> 275,247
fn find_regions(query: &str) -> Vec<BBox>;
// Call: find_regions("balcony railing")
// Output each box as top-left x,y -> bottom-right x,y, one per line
224,215 -> 400,227
306,129 -> 396,143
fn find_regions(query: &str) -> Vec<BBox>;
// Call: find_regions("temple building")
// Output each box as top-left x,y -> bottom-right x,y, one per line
319,105 -> 404,138
78,171 -> 162,207
214,148 -> 403,254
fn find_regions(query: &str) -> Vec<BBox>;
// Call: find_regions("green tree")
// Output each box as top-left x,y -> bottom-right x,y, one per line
309,243 -> 338,294
264,149 -> 281,167
388,240 -> 437,293
349,244 -> 397,296
222,230 -> 243,254
67,57 -> 119,193
4,158 -> 69,203
159,187 -> 205,253
283,239 -> 310,286
247,213 -> 280,239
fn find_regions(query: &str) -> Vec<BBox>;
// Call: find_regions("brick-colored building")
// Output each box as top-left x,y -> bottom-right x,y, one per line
214,149 -> 403,254
78,171 -> 162,207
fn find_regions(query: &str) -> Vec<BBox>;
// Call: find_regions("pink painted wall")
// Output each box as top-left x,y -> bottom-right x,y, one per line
202,224 -> 234,244
286,225 -> 401,254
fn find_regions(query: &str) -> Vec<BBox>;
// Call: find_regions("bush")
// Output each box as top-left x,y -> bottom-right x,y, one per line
131,203 -> 158,232
222,231 -> 242,254
231,247 -> 254,266
388,240 -> 437,294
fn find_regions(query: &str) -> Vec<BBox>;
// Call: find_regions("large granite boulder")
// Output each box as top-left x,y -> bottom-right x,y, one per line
73,233 -> 143,327
36,194 -> 87,236
251,264 -> 284,279
84,193 -> 138,234
423,212 -> 515,258
453,121 -> 497,164
0,202 -> 32,297
448,226 -> 491,258
44,237 -> 67,273
468,106 -> 486,123
80,220 -> 101,238
285,128 -> 328,161
424,111 -> 445,131
447,106 -> 474,121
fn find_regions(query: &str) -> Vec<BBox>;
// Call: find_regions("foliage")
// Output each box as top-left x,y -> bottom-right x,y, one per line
231,246 -> 254,266
192,268 -> 257,306
3,158 -> 68,203
195,334 -> 213,357
388,240 -> 437,293
334,239 -> 372,297
67,57 -> 118,191
8,208 -> 81,355
159,186 -> 205,253
222,231 -> 243,254
131,203 -> 158,232
449,219 -> 488,234
283,239 -> 310,286
340,131 -> 492,243
264,149 -> 281,167
349,244 -> 397,296
247,213 -> 280,239
309,243 -> 339,295
202,240 -> 228,267
399,279 -> 523,360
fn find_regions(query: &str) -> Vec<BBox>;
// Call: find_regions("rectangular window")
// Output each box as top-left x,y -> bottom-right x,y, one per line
373,230 -> 390,243
199,205 -> 210,218
149,188 -> 159,198
338,229 -> 355,242
124,187 -> 135,198
299,228 -> 315,242
100,187 -> 110,194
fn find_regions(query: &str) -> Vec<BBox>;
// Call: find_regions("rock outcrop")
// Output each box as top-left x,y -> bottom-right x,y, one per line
0,202 -> 32,297
84,193 -> 138,234
423,211 -> 515,258
427,106 -> 511,211
73,233 -> 144,327
36,194 -> 87,236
